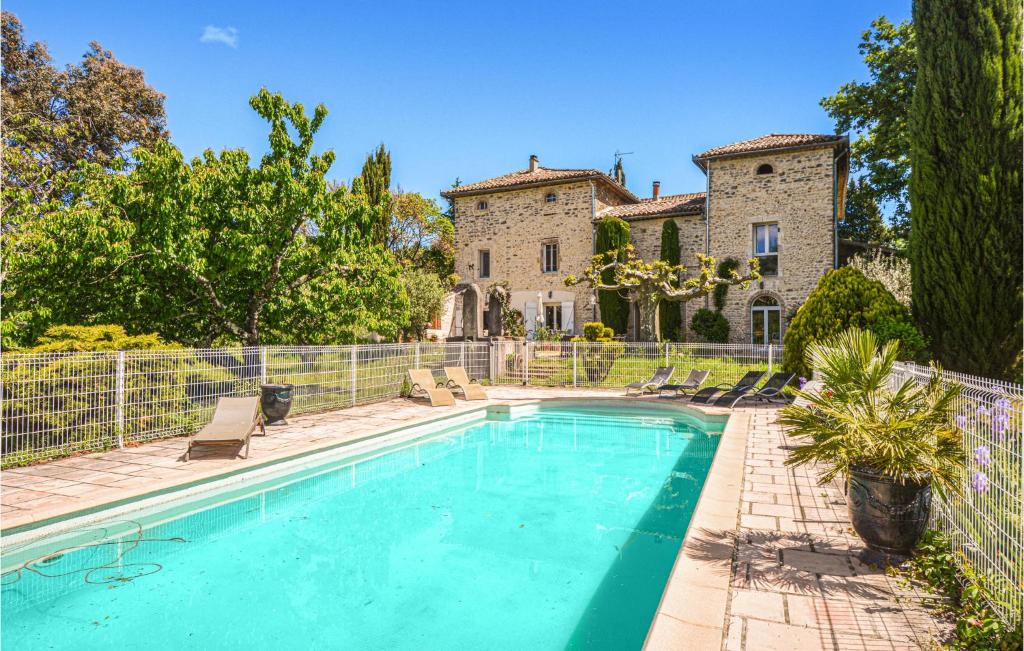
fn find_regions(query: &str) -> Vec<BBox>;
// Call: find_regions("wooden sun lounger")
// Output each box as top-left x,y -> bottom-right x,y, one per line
408,369 -> 456,407
444,367 -> 488,400
186,396 -> 265,460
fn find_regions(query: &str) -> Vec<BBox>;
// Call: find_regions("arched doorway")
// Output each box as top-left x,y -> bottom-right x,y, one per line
751,295 -> 782,345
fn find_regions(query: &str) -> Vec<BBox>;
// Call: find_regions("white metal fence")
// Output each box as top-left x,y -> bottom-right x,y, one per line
892,362 -> 1022,625
492,341 -> 780,389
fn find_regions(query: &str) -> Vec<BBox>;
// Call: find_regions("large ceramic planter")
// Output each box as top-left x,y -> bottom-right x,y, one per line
847,465 -> 931,555
260,383 -> 294,426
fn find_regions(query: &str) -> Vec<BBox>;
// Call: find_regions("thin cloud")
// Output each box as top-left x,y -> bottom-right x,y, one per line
200,25 -> 239,48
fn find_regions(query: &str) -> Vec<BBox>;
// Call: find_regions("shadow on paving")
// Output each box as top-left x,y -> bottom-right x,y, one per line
562,432 -> 718,650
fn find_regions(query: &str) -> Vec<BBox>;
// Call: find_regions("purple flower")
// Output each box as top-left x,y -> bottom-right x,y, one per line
972,471 -> 989,493
798,376 -> 807,389
995,398 -> 1011,410
974,445 -> 991,466
976,405 -> 989,416
993,413 -> 1010,435
955,414 -> 968,428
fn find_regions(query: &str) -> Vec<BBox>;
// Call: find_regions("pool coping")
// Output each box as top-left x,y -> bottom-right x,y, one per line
643,408 -> 751,650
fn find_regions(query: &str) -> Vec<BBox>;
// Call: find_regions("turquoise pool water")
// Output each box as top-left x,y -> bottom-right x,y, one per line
2,405 -> 722,650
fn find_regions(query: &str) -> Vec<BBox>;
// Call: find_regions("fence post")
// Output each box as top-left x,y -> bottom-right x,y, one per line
115,351 -> 126,449
488,342 -> 496,383
523,342 -> 529,386
259,346 -> 268,385
664,342 -> 669,368
350,345 -> 358,407
461,340 -> 466,368
572,341 -> 578,388
415,342 -> 421,369
767,343 -> 773,376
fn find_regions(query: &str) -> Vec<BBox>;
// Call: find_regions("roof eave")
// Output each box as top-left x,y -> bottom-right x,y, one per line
692,136 -> 850,171
442,173 -> 639,202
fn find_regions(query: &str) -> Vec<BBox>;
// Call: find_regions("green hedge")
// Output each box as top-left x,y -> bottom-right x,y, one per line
782,267 -> 925,377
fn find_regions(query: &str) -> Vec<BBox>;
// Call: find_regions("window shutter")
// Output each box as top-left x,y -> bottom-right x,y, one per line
524,301 -> 538,336
560,301 -> 575,334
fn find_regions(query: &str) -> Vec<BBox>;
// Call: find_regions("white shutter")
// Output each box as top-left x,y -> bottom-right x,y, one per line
524,301 -> 538,336
560,301 -> 575,334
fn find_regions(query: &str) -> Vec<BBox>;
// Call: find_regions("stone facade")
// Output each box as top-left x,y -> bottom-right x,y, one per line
706,147 -> 838,343
446,136 -> 847,342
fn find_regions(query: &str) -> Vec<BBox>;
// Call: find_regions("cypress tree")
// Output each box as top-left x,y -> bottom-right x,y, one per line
359,143 -> 392,244
658,219 -> 682,340
594,216 -> 630,335
909,0 -> 1022,379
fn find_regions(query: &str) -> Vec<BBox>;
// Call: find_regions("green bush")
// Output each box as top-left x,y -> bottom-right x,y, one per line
712,258 -> 740,311
582,322 -> 614,342
595,217 -> 630,334
30,325 -> 172,352
691,308 -> 729,343
782,267 -> 925,377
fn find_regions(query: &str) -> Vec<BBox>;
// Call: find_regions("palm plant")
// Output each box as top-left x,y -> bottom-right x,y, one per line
779,327 -> 965,493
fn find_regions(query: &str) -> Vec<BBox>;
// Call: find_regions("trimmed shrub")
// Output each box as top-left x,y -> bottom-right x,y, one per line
782,267 -> 925,377
691,308 -> 730,343
658,220 -> 682,340
581,322 -> 614,342
712,258 -> 740,311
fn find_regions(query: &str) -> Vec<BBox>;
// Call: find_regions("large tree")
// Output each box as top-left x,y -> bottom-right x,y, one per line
1,12 -> 166,195
566,244 -> 759,342
3,90 -> 409,347
909,0 -> 1022,379
355,143 -> 392,244
594,216 -> 630,335
658,219 -> 682,340
840,177 -> 892,245
822,17 -> 915,239
388,191 -> 455,284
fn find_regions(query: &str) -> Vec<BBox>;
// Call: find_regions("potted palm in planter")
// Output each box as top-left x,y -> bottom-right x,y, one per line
779,328 -> 964,558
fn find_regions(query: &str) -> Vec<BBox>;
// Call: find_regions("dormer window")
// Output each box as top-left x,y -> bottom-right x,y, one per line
756,163 -> 774,175
477,200 -> 488,210
544,192 -> 557,203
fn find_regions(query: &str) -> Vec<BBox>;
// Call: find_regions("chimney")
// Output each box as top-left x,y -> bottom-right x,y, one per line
529,154 -> 539,172
652,180 -> 661,200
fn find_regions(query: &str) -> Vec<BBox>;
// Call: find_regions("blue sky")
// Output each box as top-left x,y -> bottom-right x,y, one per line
10,1 -> 910,201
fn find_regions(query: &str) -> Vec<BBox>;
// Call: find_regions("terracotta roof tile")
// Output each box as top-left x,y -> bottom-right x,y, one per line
599,192 -> 705,220
441,166 -> 637,201
695,133 -> 847,160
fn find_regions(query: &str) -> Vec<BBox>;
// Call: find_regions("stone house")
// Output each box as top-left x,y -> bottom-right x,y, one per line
442,134 -> 849,343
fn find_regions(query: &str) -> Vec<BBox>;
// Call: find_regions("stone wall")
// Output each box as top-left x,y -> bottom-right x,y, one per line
706,147 -> 837,343
453,181 -> 602,333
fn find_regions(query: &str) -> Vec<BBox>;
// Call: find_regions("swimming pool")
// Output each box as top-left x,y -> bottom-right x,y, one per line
2,402 -> 724,650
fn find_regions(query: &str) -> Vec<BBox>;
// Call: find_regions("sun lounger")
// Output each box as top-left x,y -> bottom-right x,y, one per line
690,370 -> 766,405
625,366 -> 675,395
444,366 -> 488,400
408,369 -> 456,407
186,396 -> 264,460
714,372 -> 795,407
657,370 -> 710,397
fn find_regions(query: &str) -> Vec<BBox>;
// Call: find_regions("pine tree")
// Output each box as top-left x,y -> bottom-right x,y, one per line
658,219 -> 682,340
594,217 -> 630,335
909,0 -> 1022,379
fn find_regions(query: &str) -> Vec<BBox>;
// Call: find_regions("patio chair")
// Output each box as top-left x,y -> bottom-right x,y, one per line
186,396 -> 265,460
714,372 -> 795,407
625,366 -> 675,395
657,370 -> 710,398
689,370 -> 766,405
444,366 -> 488,401
408,369 -> 456,407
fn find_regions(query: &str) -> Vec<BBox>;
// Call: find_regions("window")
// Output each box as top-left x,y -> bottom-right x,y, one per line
478,250 -> 490,279
477,200 -> 488,210
542,242 -> 559,272
751,296 -> 782,345
756,163 -> 774,175
544,192 -> 557,203
753,223 -> 779,276
544,304 -> 562,331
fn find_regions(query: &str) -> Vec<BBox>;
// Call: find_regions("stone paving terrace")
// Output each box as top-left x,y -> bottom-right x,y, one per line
0,387 -> 951,649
